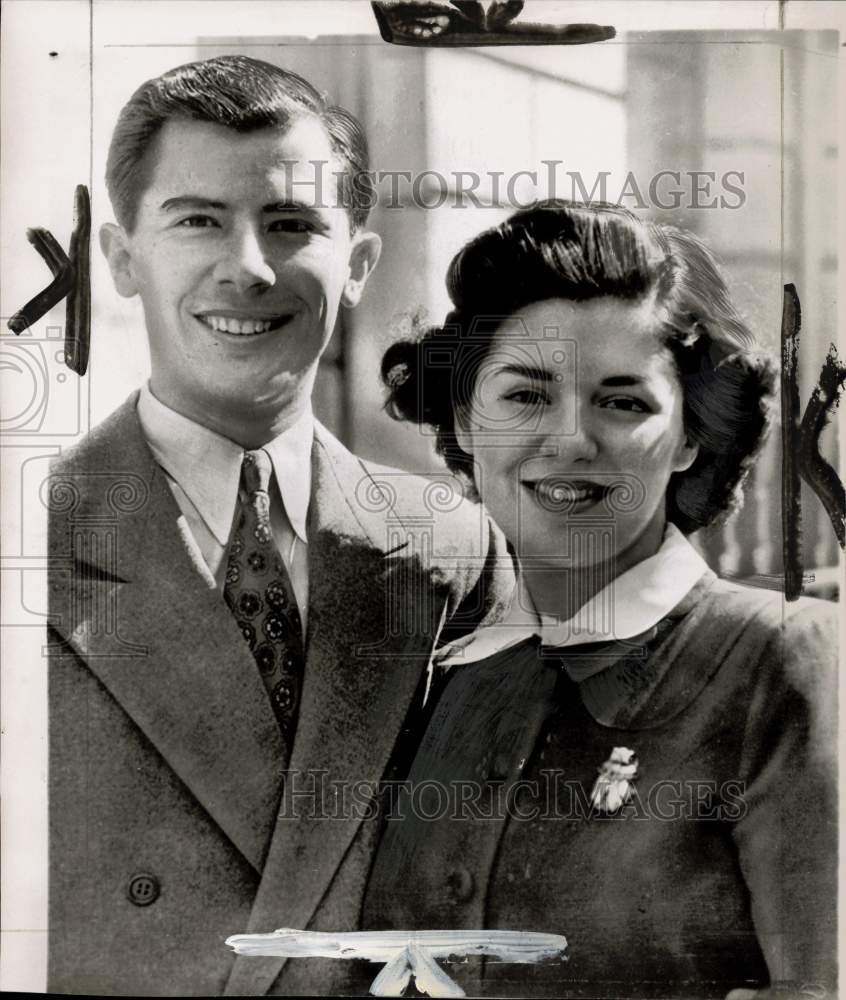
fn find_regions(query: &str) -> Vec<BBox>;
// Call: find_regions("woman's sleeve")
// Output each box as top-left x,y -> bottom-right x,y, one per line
731,598 -> 838,995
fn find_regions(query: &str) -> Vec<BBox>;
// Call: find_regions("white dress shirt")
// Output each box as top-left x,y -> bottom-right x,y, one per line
137,384 -> 312,627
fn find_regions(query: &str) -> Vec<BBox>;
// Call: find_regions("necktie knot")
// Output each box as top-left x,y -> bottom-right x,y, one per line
242,449 -> 273,495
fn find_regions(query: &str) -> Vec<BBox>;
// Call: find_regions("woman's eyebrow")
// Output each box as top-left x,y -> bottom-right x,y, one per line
600,375 -> 646,387
491,363 -> 555,382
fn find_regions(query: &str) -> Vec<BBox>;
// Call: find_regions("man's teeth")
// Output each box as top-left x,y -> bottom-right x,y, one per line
200,315 -> 279,335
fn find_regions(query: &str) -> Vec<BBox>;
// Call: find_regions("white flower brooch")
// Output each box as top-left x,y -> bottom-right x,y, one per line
590,746 -> 639,814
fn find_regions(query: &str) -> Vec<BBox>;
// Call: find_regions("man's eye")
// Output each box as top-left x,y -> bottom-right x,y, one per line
176,215 -> 218,228
502,389 -> 550,406
602,396 -> 650,413
268,218 -> 314,234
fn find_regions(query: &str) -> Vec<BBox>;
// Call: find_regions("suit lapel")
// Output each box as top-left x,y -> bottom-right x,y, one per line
48,397 -> 286,874
224,425 -> 447,996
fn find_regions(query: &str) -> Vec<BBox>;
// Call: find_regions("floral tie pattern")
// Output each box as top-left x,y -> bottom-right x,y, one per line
224,449 -> 305,756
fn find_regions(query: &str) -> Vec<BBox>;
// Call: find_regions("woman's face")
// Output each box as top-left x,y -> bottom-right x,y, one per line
455,296 -> 699,580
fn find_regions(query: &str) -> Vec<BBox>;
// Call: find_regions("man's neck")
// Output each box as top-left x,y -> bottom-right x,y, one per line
146,382 -> 312,449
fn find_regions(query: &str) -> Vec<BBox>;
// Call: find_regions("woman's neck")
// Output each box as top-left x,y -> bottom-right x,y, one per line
520,563 -> 611,622
520,517 -> 668,622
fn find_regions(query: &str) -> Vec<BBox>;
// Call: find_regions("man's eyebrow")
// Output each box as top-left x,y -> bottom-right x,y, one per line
490,363 -> 555,382
159,196 -> 227,212
262,200 -> 322,214
158,197 -> 324,216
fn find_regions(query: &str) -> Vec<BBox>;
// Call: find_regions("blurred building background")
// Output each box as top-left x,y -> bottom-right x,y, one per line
8,24 -> 840,588
184,29 -> 835,585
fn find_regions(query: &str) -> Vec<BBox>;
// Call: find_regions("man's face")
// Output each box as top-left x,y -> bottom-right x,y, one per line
101,116 -> 379,438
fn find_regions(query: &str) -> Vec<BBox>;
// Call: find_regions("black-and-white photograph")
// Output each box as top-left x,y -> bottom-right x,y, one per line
1,2 -> 843,997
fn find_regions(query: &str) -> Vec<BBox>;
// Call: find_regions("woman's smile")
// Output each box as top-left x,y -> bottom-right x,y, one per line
521,476 -> 610,513
457,296 -> 699,580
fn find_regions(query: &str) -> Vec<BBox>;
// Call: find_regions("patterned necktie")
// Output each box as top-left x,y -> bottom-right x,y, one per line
224,449 -> 305,756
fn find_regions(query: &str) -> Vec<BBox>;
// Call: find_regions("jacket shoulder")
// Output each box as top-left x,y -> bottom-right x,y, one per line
616,576 -> 838,731
316,421 -> 491,561
46,393 -> 154,547
689,578 -> 838,727
50,392 -> 143,477
694,577 -> 838,659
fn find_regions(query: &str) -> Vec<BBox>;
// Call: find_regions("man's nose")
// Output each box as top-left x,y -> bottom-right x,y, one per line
212,225 -> 276,293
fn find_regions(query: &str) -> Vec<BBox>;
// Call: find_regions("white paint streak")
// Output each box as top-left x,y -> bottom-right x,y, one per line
225,927 -> 568,997
369,947 -> 413,997
406,941 -> 467,998
226,927 -> 568,963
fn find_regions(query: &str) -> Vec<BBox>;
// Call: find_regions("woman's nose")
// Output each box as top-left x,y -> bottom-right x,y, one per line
538,406 -> 600,464
212,225 -> 276,293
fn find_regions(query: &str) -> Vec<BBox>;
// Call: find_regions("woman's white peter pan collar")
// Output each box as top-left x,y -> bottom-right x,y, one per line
435,523 -> 710,670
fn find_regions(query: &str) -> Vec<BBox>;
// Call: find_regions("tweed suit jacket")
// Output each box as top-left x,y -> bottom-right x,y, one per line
45,392 -> 514,996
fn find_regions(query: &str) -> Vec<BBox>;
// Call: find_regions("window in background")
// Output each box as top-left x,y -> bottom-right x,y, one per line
198,33 -> 837,588
627,30 -> 839,584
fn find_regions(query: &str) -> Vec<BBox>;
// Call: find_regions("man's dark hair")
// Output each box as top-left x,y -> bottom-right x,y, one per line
106,54 -> 372,232
381,200 -> 776,535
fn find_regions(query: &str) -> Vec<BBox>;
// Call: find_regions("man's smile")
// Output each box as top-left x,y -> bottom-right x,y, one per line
193,310 -> 296,337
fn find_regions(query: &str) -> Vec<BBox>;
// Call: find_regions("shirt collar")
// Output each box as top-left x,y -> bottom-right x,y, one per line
436,523 -> 710,667
537,523 -> 709,647
260,413 -> 313,542
137,383 -> 313,545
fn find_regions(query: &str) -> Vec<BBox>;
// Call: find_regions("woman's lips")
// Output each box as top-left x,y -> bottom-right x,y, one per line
522,477 -> 610,510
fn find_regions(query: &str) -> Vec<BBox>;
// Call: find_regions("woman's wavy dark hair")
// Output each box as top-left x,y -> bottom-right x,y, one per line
381,200 -> 776,534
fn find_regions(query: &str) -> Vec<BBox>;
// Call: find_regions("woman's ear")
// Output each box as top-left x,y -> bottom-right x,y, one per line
453,406 -> 476,457
674,436 -> 700,474
99,224 -> 138,299
342,231 -> 382,308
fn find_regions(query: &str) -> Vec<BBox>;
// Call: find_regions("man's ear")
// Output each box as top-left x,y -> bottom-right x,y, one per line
99,223 -> 139,299
341,231 -> 382,308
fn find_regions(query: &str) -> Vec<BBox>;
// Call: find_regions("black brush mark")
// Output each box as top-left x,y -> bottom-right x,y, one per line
782,283 -> 846,602
7,184 -> 91,377
64,184 -> 91,376
372,0 -> 614,46
781,284 -> 803,601
7,228 -> 74,334
798,346 -> 846,549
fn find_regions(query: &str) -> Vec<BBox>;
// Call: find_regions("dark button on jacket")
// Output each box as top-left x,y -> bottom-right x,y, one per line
127,873 -> 160,906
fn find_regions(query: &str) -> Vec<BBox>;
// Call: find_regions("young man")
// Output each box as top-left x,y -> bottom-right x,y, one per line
46,55 -> 512,996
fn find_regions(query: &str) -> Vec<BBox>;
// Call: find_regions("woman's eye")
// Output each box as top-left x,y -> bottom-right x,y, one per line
602,396 -> 650,413
176,215 -> 218,228
502,389 -> 550,406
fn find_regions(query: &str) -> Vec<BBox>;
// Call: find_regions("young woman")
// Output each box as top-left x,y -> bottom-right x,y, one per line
362,201 -> 837,999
